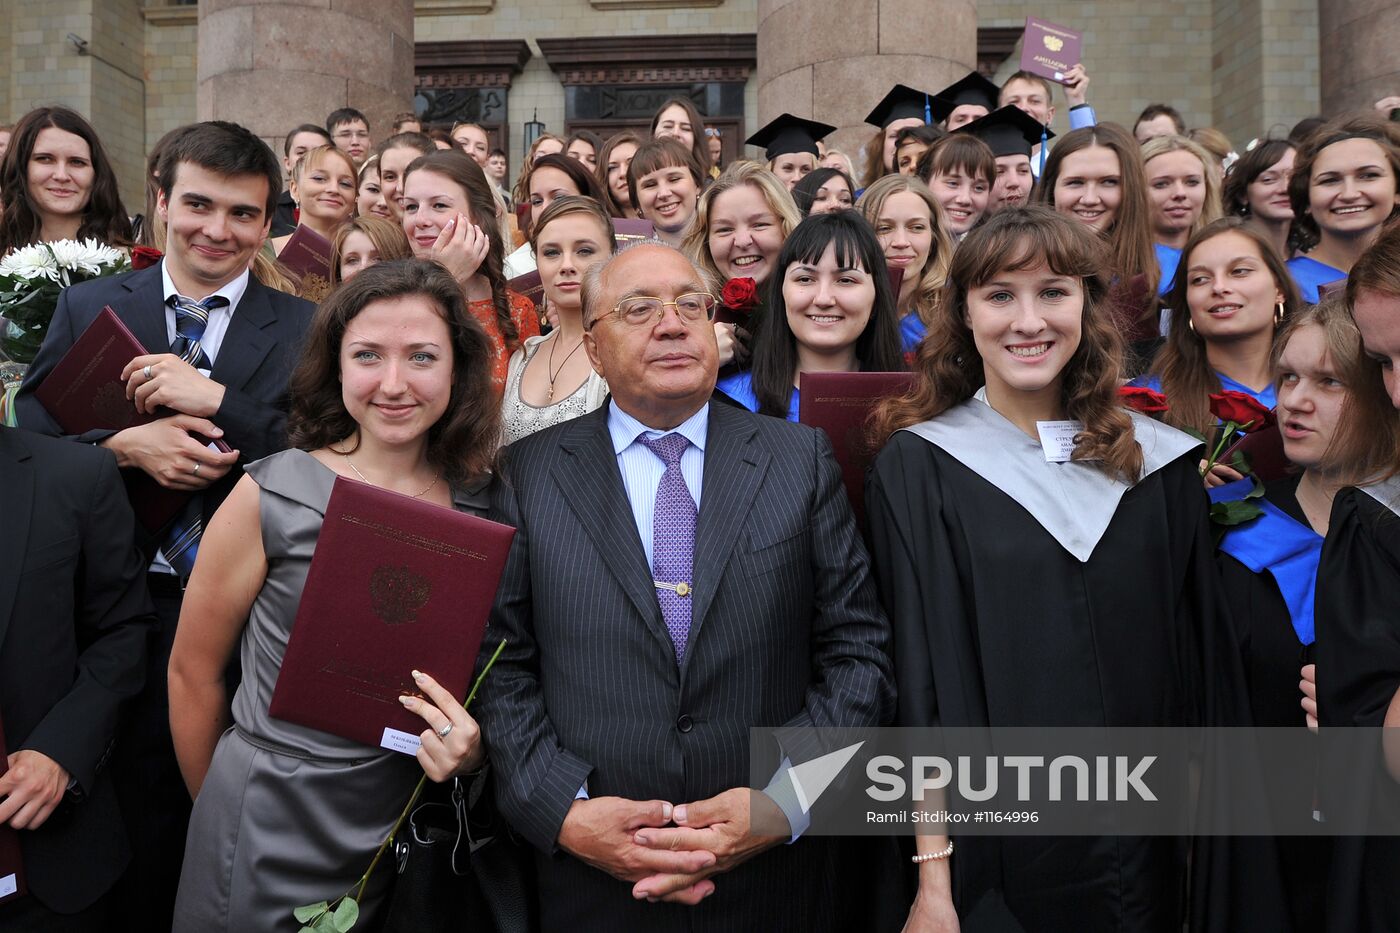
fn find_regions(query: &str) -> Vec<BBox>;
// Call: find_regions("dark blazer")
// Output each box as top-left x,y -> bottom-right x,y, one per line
0,426 -> 155,913
14,263 -> 315,544
477,401 -> 895,932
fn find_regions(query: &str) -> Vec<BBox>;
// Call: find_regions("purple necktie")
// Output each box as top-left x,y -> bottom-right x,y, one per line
640,433 -> 695,660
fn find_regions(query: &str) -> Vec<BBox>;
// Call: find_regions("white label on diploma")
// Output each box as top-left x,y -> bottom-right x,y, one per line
0,873 -> 16,899
1036,420 -> 1084,462
380,727 -> 422,756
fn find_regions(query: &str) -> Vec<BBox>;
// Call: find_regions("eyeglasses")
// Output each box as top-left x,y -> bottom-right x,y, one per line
594,292 -> 717,329
704,128 -> 721,138
334,130 -> 371,142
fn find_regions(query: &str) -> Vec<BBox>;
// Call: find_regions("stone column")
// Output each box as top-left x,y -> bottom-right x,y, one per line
197,0 -> 414,153
757,0 -> 978,172
1319,1 -> 1400,116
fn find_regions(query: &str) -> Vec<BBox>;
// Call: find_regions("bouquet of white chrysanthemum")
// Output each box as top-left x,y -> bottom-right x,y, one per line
0,238 -> 130,364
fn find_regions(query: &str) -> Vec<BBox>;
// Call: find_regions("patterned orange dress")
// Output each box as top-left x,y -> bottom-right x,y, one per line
468,290 -> 541,395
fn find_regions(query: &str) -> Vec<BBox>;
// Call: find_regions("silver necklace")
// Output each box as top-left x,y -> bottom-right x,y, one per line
336,445 -> 440,499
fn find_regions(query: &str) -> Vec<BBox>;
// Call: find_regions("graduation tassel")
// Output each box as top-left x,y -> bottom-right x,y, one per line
924,94 -> 932,126
1039,123 -> 1049,176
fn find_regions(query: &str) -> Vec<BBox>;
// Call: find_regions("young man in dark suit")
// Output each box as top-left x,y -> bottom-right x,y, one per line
15,120 -> 316,929
0,425 -> 154,932
477,243 -> 895,932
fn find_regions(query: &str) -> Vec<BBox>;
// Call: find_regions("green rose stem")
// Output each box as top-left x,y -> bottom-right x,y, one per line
1199,418 -> 1255,477
296,637 -> 508,932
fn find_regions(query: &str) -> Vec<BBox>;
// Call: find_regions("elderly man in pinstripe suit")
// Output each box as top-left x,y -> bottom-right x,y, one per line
476,242 -> 895,932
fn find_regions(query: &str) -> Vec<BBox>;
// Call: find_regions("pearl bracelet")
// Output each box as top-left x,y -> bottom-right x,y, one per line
911,840 -> 955,863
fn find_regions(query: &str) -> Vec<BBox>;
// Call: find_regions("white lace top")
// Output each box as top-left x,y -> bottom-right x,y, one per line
500,334 -> 609,446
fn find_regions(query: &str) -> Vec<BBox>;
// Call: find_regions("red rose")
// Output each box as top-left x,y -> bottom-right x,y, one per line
131,245 -> 163,270
1118,385 -> 1170,415
1209,390 -> 1275,429
721,276 -> 759,313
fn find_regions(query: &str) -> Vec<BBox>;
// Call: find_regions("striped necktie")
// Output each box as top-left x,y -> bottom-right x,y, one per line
162,293 -> 229,576
168,293 -> 227,371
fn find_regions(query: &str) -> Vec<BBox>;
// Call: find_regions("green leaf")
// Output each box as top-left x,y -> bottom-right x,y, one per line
1182,427 -> 1207,443
1243,480 -> 1266,500
312,911 -> 340,933
1229,450 -> 1252,475
1209,500 -> 1265,527
293,901 -> 330,923
332,897 -> 360,932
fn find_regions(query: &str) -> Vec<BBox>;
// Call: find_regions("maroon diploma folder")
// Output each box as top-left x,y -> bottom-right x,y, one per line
268,478 -> 515,751
278,225 -> 334,302
32,306 -> 234,533
612,218 -> 656,243
0,714 -> 27,904
1224,424 -> 1290,483
1020,16 -> 1083,85
799,371 -> 917,525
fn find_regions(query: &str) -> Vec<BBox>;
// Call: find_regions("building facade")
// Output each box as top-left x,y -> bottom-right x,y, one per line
0,0 -> 1376,212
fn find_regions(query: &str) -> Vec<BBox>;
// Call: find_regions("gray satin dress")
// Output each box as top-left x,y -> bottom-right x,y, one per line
172,449 -> 491,933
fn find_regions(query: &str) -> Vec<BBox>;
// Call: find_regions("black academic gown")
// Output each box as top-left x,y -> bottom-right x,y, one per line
1215,476 -> 1328,931
1315,478 -> 1400,933
867,400 -> 1287,933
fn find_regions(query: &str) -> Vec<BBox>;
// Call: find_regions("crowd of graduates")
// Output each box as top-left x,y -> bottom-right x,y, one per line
2,57 -> 1400,933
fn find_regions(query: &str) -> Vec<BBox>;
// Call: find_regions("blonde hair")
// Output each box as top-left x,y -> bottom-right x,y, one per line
823,149 -> 856,179
328,215 -> 413,286
1140,135 -> 1224,239
682,162 -> 802,284
1274,294 -> 1400,485
857,174 -> 954,329
290,144 -> 356,186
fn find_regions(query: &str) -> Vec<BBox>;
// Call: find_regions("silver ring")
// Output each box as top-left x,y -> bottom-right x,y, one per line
436,722 -> 453,739
143,364 -> 153,379
192,462 -> 201,476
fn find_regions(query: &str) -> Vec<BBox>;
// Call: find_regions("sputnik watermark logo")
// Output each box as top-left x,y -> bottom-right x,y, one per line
786,741 -> 867,813
866,755 -> 1158,803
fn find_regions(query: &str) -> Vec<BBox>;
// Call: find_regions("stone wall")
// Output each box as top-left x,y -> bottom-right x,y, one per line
982,0 -> 1318,150
416,0 -> 760,180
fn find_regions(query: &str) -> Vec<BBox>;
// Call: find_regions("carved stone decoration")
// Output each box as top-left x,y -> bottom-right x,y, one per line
536,34 -> 756,88
414,40 -> 532,157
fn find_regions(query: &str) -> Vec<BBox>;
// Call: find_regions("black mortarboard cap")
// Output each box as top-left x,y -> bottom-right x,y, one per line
864,84 -> 936,129
929,72 -> 1002,123
746,113 -> 836,161
955,106 -> 1053,158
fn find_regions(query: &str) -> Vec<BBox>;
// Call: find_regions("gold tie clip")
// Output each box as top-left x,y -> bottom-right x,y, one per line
654,580 -> 692,597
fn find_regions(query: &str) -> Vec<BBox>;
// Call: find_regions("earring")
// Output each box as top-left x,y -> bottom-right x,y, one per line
1187,316 -> 1195,334
1274,301 -> 1286,326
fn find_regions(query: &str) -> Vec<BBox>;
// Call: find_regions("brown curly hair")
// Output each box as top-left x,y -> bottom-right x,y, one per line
871,205 -> 1144,482
286,259 -> 500,486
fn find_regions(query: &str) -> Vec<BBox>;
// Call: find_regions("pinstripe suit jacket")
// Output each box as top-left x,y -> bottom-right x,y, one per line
477,400 -> 895,932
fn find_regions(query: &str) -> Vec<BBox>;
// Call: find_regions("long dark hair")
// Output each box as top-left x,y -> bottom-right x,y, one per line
1036,122 -> 1159,298
597,130 -> 643,218
0,106 -> 131,254
649,97 -> 713,174
1222,138 -> 1300,254
1151,217 -> 1300,436
522,153 -> 607,233
791,167 -> 856,216
749,211 -> 905,418
403,149 -> 520,355
872,205 -> 1143,481
287,259 -> 499,486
